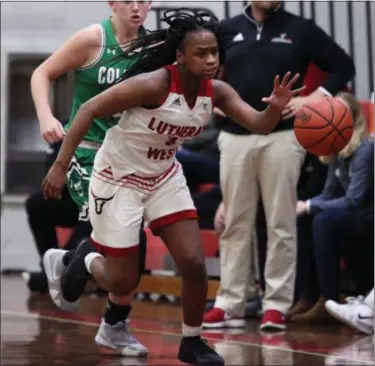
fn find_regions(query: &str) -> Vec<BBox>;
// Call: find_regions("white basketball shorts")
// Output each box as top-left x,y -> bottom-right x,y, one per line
89,162 -> 197,257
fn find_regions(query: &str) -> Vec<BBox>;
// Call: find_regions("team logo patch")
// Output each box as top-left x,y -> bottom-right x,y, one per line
271,33 -> 293,44
91,189 -> 115,215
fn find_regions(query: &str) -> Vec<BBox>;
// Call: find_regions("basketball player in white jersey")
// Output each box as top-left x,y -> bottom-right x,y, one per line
42,9 -> 303,365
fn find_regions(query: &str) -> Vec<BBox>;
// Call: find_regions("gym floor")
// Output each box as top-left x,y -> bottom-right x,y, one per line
1,275 -> 373,366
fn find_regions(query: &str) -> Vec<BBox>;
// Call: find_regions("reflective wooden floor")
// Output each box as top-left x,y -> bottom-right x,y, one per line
1,275 -> 373,366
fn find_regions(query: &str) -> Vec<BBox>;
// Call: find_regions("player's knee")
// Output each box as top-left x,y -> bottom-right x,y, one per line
180,255 -> 207,281
108,272 -> 139,297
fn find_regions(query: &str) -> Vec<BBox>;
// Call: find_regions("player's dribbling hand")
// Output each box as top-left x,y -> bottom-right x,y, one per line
262,72 -> 306,111
40,117 -> 66,144
42,162 -> 67,200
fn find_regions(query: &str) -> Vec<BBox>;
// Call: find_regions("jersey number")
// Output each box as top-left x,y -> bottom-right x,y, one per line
165,136 -> 178,146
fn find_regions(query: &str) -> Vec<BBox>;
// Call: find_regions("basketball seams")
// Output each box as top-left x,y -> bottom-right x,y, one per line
294,125 -> 334,130
294,97 -> 353,155
303,105 -> 332,124
299,101 -> 350,151
326,97 -> 335,122
297,126 -> 337,149
326,98 -> 349,142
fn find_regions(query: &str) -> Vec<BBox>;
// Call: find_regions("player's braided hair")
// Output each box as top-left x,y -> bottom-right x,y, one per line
110,8 -> 219,83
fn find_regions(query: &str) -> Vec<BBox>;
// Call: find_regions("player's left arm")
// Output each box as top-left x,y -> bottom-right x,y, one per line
213,73 -> 304,134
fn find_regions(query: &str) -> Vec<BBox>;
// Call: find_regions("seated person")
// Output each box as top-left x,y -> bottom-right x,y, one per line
290,92 -> 374,322
23,133 -> 80,293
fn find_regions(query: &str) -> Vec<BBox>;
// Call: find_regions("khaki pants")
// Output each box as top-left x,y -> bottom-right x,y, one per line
215,130 -> 305,316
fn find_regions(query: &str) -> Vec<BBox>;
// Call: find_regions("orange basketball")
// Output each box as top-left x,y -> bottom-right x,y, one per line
294,97 -> 354,156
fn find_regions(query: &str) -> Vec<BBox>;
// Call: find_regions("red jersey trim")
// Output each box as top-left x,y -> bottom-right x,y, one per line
164,64 -> 213,107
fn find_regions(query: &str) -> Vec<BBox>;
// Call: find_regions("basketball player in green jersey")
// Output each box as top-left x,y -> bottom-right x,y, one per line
31,1 -> 151,356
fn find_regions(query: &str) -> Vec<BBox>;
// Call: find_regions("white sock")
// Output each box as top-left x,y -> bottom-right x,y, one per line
182,323 -> 202,338
364,289 -> 374,311
84,252 -> 103,274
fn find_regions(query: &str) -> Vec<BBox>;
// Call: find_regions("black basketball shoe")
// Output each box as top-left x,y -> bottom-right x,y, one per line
60,237 -> 95,302
178,336 -> 225,365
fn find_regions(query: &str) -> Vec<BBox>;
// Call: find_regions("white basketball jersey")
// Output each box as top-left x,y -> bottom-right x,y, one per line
94,64 -> 214,181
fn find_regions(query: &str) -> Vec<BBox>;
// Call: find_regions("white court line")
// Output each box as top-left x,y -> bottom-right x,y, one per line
1,309 -> 372,365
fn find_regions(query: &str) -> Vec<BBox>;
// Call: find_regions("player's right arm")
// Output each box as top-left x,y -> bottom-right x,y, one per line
213,73 -> 304,134
30,26 -> 101,143
42,69 -> 169,200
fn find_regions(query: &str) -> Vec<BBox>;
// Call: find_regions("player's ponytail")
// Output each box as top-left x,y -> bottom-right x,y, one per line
110,8 -> 219,83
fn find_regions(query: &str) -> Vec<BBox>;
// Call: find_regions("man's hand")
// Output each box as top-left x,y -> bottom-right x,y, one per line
282,96 -> 310,120
282,89 -> 329,120
296,200 -> 309,216
214,202 -> 226,233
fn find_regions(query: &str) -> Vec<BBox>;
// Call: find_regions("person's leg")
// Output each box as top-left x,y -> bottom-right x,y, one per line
60,173 -> 147,355
296,214 -> 319,301
288,214 -> 318,318
44,154 -> 147,355
312,209 -> 348,301
257,130 -> 305,329
192,185 -> 222,229
43,153 -> 96,312
25,189 -> 79,258
143,168 -> 223,365
341,208 -> 374,293
63,219 -> 92,252
255,201 -> 267,293
24,189 -> 79,293
204,132 -> 259,327
292,209 -> 349,323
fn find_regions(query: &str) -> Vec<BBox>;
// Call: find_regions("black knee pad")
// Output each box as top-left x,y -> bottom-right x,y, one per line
137,228 -> 147,283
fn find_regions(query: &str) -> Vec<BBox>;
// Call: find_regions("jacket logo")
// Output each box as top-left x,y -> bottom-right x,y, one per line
233,33 -> 244,42
271,33 -> 293,44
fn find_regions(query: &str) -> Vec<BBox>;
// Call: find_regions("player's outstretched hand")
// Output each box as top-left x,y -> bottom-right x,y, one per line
42,162 -> 67,200
261,72 -> 306,110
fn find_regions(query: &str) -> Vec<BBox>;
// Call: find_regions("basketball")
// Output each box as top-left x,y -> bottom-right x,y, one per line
294,97 -> 354,156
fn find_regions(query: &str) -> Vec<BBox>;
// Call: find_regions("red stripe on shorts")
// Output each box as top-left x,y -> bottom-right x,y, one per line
90,237 -> 139,258
149,210 -> 198,231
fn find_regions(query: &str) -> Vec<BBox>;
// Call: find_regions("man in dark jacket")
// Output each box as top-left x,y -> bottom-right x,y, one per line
203,1 -> 355,330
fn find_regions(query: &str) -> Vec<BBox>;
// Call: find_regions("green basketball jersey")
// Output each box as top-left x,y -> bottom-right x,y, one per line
65,18 -> 137,143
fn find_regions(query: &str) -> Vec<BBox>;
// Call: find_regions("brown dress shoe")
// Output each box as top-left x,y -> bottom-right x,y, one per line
290,296 -> 337,324
286,299 -> 313,320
